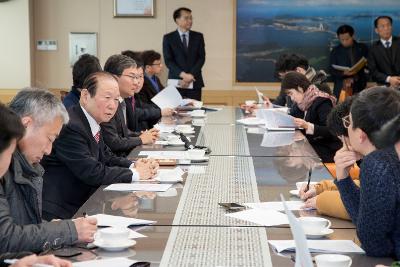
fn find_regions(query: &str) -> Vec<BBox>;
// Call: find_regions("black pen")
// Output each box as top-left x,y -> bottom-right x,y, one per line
305,169 -> 312,192
82,212 -> 87,218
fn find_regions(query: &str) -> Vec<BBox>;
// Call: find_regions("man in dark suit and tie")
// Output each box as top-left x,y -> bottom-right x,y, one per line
368,16 -> 400,88
163,7 -> 205,101
41,71 -> 158,220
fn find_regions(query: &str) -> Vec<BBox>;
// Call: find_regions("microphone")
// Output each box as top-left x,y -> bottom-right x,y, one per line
179,132 -> 194,150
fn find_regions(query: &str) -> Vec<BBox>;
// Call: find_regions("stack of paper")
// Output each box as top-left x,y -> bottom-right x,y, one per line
244,201 -> 310,211
91,214 -> 156,227
236,117 -> 265,126
138,151 -> 188,160
167,79 -> 193,89
268,240 -> 365,254
151,85 -> 183,109
257,109 -> 297,130
73,257 -> 136,267
104,183 -> 173,192
154,167 -> 184,183
226,208 -> 289,226
260,131 -> 295,147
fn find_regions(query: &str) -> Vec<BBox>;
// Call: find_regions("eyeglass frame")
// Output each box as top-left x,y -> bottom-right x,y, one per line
121,74 -> 143,81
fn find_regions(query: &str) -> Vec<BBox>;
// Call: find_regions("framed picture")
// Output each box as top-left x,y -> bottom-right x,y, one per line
114,0 -> 155,17
69,32 -> 97,66
234,0 -> 399,84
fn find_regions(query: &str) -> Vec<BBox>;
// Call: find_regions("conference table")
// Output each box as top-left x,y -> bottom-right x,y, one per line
73,107 -> 393,266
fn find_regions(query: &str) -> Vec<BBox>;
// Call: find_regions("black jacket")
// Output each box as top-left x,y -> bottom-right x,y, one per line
125,97 -> 161,132
368,36 -> 400,85
101,102 -> 142,157
163,30 -> 205,89
136,75 -> 164,107
303,97 -> 342,163
41,105 -> 133,220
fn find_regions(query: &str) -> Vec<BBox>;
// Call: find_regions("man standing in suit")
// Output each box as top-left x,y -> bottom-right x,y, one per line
102,54 -> 159,156
42,72 -> 158,220
163,7 -> 205,100
369,16 -> 400,88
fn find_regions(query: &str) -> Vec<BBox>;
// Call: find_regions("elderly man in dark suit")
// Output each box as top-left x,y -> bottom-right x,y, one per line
368,16 -> 400,88
163,7 -> 206,101
41,72 -> 158,220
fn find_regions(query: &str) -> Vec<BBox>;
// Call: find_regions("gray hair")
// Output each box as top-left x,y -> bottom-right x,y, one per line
9,87 -> 69,126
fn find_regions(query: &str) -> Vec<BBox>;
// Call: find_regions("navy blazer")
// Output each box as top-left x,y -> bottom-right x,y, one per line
101,102 -> 143,157
368,36 -> 400,85
41,105 -> 133,219
163,30 -> 205,89
303,97 -> 342,163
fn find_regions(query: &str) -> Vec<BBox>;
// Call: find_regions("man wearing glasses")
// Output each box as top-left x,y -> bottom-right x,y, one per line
163,7 -> 206,101
368,16 -> 400,89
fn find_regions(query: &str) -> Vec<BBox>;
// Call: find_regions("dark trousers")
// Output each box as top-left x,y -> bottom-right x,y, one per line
178,87 -> 202,101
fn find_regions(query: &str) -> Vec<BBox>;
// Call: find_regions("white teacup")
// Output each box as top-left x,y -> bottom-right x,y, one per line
315,254 -> 352,267
176,125 -> 194,133
187,149 -> 205,159
95,227 -> 130,245
167,135 -> 180,143
298,217 -> 331,234
245,100 -> 256,106
191,110 -> 205,117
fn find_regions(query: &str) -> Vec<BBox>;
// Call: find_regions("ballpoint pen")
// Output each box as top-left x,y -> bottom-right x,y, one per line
305,168 -> 312,192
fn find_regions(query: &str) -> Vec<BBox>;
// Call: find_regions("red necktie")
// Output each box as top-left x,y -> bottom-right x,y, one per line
94,131 -> 100,143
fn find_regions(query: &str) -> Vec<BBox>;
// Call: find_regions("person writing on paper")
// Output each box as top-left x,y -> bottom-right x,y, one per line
163,7 -> 205,101
368,16 -> 400,88
334,87 -> 400,258
102,54 -> 160,156
0,91 -> 97,253
121,51 -> 174,131
299,97 -> 360,220
41,72 -> 158,220
329,25 -> 368,99
280,71 -> 341,162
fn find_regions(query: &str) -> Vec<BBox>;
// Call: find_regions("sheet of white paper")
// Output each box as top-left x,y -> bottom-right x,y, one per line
259,109 -> 297,130
180,99 -> 194,106
91,214 -> 156,227
245,201 -> 308,211
151,85 -> 183,109
255,87 -> 264,103
261,131 -> 295,147
104,183 -> 173,192
247,127 -> 265,134
281,194 -> 313,267
226,208 -> 289,226
73,257 -> 136,267
154,123 -> 175,133
128,229 -> 147,239
167,79 -> 193,89
268,240 -> 365,254
138,151 -> 188,159
236,117 -> 265,126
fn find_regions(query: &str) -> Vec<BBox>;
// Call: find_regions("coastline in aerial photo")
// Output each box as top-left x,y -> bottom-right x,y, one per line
236,0 -> 400,82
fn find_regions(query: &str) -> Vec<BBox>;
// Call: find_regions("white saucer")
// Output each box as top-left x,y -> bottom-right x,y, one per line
93,239 -> 136,251
168,141 -> 185,146
189,156 -> 209,163
289,189 -> 300,197
179,130 -> 195,134
305,228 -> 334,239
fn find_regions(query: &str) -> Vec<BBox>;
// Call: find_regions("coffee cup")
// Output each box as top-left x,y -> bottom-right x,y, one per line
245,100 -> 256,106
187,149 -> 205,160
298,217 -> 331,234
315,254 -> 352,267
95,227 -> 130,245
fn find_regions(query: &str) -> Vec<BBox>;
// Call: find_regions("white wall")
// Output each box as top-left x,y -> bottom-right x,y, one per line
0,0 -> 31,89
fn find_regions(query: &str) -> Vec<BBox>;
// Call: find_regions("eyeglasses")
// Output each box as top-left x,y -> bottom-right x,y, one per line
122,74 -> 143,81
342,115 -> 351,129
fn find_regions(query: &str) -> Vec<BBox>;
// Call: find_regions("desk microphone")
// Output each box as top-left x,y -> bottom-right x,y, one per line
179,132 -> 194,150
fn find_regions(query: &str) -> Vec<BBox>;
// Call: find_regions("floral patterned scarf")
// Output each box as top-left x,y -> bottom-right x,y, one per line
298,84 -> 337,111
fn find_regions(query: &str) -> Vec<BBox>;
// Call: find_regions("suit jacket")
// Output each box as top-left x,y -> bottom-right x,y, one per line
368,36 -> 400,85
125,97 -> 161,132
62,86 -> 80,110
136,75 -> 164,107
303,97 -> 342,163
329,41 -> 368,97
101,102 -> 143,157
163,30 -> 205,89
41,105 -> 133,220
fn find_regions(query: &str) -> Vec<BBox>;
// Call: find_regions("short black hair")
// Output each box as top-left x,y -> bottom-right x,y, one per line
82,71 -> 117,97
275,54 -> 309,77
173,7 -> 192,22
104,54 -> 137,76
121,50 -> 144,70
280,71 -> 311,93
374,15 -> 393,28
336,24 -> 354,37
372,114 -> 400,149
141,50 -> 161,67
327,96 -> 355,137
0,102 -> 25,154
72,54 -> 102,89
351,87 -> 400,146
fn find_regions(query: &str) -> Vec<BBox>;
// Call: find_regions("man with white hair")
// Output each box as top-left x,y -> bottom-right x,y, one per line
0,88 -> 97,253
